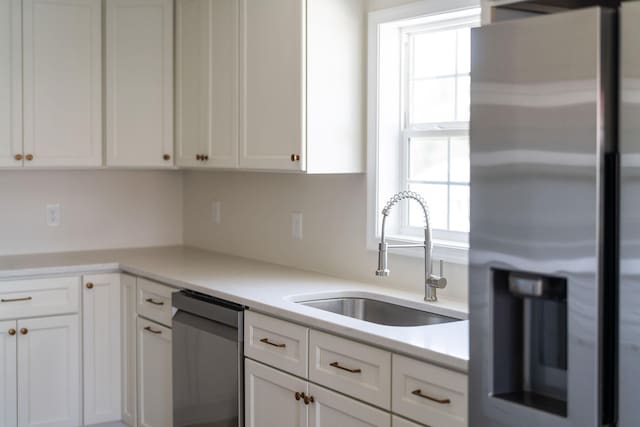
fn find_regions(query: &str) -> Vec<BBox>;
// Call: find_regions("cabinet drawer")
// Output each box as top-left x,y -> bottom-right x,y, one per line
392,355 -> 467,427
309,330 -> 391,410
137,278 -> 175,327
244,311 -> 308,378
0,276 -> 80,320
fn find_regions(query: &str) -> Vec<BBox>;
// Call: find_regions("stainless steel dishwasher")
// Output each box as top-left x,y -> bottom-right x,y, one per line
172,290 -> 244,427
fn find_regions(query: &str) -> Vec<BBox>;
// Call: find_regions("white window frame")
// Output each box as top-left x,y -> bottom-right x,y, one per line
367,0 -> 480,265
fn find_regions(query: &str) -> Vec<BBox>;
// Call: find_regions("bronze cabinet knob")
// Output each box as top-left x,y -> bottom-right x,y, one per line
290,154 -> 300,162
14,154 -> 23,161
203,155 -> 209,161
196,154 -> 202,161
20,328 -> 28,335
86,282 -> 94,289
8,329 -> 16,336
163,154 -> 171,161
25,154 -> 33,161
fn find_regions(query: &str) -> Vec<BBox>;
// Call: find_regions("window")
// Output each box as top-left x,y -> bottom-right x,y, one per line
367,1 -> 480,263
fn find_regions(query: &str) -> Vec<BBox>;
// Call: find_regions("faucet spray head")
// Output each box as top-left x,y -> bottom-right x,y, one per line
376,242 -> 390,276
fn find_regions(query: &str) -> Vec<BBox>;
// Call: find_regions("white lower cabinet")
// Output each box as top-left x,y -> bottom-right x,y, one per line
308,384 -> 390,427
137,317 -> 172,427
245,359 -> 391,427
0,320 -> 17,427
121,275 -> 138,427
82,274 -> 122,425
245,359 -> 308,427
392,416 -> 423,427
17,314 -> 81,427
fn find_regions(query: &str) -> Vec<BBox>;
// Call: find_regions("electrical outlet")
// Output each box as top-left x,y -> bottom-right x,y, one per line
291,212 -> 303,240
211,200 -> 221,224
46,204 -> 60,227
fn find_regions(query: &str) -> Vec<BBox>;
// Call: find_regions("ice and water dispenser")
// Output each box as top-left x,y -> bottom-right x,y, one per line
491,269 -> 568,417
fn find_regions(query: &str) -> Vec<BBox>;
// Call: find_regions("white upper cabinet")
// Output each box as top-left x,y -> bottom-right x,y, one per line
176,0 -> 238,168
239,0 -> 365,173
106,0 -> 174,168
0,0 -> 21,168
23,0 -> 102,167
239,0 -> 305,171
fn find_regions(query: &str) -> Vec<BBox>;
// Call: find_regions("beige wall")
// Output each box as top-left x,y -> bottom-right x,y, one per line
182,171 -> 468,302
0,170 -> 183,256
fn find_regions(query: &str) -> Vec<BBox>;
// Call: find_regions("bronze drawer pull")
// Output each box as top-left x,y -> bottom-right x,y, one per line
144,326 -> 162,335
294,392 -> 314,405
411,389 -> 451,404
330,362 -> 362,374
145,298 -> 164,306
8,329 -> 16,336
260,338 -> 286,348
1,296 -> 32,303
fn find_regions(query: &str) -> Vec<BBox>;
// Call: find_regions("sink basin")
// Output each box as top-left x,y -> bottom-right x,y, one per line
297,297 -> 459,327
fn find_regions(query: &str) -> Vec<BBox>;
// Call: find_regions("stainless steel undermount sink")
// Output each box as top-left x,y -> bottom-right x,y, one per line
297,297 -> 459,327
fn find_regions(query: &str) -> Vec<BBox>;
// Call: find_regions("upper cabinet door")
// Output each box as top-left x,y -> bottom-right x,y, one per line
23,0 -> 102,167
0,0 -> 22,168
17,314 -> 81,427
176,0 -> 238,169
106,0 -> 174,168
239,0 -> 305,171
0,320 -> 17,427
82,274 -> 122,425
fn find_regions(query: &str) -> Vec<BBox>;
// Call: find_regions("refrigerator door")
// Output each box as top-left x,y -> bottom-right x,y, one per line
620,2 -> 640,426
469,7 -> 615,427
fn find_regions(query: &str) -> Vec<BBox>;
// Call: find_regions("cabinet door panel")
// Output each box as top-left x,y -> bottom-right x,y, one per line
137,318 -> 172,427
83,274 -> 122,425
106,0 -> 173,167
0,320 -> 17,427
23,0 -> 102,167
17,315 -> 81,427
0,0 -> 21,168
176,0 -> 238,168
245,359 -> 307,427
309,384 -> 391,427
121,275 -> 137,427
239,0 -> 305,171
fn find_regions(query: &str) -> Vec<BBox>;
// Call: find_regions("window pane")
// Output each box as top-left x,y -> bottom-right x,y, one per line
409,137 -> 448,181
450,185 -> 470,232
408,183 -> 448,230
411,78 -> 456,124
456,75 -> 471,121
412,30 -> 456,78
456,28 -> 471,74
450,136 -> 470,183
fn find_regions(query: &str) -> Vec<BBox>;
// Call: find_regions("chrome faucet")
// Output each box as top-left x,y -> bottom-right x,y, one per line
376,191 -> 447,302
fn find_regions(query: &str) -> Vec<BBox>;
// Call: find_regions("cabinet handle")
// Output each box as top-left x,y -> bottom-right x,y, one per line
294,392 -> 314,405
20,328 -> 28,335
290,154 -> 300,162
202,154 -> 209,161
196,154 -> 202,161
330,362 -> 362,374
295,392 -> 303,401
1,296 -> 32,303
86,282 -> 94,289
8,329 -> 16,336
145,298 -> 165,306
14,154 -> 22,161
411,389 -> 451,404
25,154 -> 33,161
144,326 -> 162,335
260,338 -> 286,348
163,154 -> 171,161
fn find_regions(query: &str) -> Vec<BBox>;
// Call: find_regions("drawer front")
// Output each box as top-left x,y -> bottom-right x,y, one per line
137,278 -> 175,327
392,355 -> 467,427
0,276 -> 80,320
309,330 -> 391,410
244,311 -> 308,378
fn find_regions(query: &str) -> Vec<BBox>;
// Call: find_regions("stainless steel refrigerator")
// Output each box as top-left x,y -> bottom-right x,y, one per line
468,2 -> 640,426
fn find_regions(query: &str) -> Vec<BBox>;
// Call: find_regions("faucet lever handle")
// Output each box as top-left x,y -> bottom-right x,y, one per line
428,275 -> 447,289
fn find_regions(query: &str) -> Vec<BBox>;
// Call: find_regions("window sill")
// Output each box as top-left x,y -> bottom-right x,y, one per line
367,233 -> 469,265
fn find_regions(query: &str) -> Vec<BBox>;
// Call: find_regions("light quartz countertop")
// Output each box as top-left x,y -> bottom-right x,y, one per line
0,246 -> 469,372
